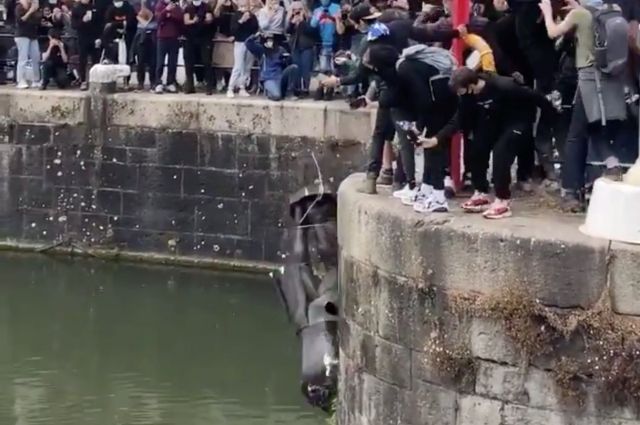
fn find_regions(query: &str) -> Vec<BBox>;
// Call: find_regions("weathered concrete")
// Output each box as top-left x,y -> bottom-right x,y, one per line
337,174 -> 640,425
0,87 -> 373,267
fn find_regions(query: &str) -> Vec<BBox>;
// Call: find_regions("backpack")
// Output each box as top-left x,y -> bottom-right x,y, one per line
589,4 -> 629,76
396,45 -> 457,101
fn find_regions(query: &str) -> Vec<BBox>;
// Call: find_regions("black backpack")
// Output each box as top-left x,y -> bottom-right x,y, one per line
589,4 -> 629,76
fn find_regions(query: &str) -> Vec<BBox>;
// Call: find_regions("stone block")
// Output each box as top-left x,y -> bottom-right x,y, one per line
270,101 -> 326,139
182,168 -> 238,198
324,103 -> 372,143
195,198 -> 249,237
101,146 -> 127,164
361,373 -> 411,425
156,130 -> 199,167
99,162 -> 139,191
95,189 -> 123,216
371,336 -> 412,389
137,165 -> 182,195
199,97 -> 271,134
198,133 -> 237,170
340,256 -> 379,331
456,395 -> 502,425
475,360 -> 524,402
470,318 -> 524,365
107,94 -> 199,130
408,380 -> 457,425
9,90 -> 88,125
500,404 -> 636,425
14,124 -> 52,146
609,242 -> 640,316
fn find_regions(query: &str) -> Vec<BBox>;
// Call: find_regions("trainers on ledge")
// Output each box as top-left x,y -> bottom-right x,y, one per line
358,173 -> 378,195
401,185 -> 431,206
414,197 -> 449,213
16,81 -> 29,89
461,191 -> 491,213
154,84 -> 164,94
166,84 -> 177,93
482,199 -> 512,219
377,169 -> 393,186
226,90 -> 235,98
238,88 -> 250,97
393,184 -> 413,199
80,82 -> 89,91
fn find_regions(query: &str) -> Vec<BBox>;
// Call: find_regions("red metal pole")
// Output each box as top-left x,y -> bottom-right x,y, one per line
450,0 -> 469,190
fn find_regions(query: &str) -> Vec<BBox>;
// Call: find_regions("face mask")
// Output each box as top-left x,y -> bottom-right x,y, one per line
193,0 -> 202,5
264,39 -> 274,49
320,0 -> 330,6
113,1 -> 123,6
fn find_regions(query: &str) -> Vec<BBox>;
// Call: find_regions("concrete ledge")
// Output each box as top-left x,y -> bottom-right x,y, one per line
338,173 -> 613,309
0,87 -> 373,142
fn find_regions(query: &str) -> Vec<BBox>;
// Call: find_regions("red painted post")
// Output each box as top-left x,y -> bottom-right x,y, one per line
450,0 -> 469,190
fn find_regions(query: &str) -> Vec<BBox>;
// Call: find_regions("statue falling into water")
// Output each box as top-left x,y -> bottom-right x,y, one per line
273,182 -> 340,412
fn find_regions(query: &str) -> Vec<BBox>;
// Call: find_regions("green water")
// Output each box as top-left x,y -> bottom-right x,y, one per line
0,254 -> 324,425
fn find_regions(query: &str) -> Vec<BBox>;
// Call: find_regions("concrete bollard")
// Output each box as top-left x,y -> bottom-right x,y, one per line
88,64 -> 131,94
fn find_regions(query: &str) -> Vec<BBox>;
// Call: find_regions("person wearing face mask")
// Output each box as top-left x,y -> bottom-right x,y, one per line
245,33 -> 299,100
310,0 -> 341,75
102,0 -> 137,64
132,0 -> 158,90
183,0 -> 215,94
71,0 -> 100,90
286,1 -> 317,96
154,0 -> 183,93
14,0 -> 42,88
257,0 -> 285,40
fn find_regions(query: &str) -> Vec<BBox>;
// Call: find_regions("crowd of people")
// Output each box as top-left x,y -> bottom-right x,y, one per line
1,0 -> 639,218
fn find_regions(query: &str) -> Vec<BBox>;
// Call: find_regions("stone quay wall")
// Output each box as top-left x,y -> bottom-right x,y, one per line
337,174 -> 640,425
0,88 -> 372,268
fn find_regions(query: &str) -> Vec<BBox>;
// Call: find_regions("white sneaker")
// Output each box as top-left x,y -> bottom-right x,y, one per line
16,81 -> 29,89
401,187 -> 426,206
31,81 -> 41,89
166,84 -> 177,93
216,79 -> 226,92
414,197 -> 449,213
226,90 -> 235,98
393,184 -> 413,199
154,84 -> 164,94
238,88 -> 250,97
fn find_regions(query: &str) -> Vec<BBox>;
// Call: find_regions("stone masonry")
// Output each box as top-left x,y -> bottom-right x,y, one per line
337,174 -> 640,425
0,88 -> 372,266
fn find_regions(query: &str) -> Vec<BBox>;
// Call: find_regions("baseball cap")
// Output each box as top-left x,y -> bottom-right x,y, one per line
349,3 -> 381,22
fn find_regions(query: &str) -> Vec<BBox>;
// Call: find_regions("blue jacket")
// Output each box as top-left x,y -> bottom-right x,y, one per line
310,3 -> 340,47
245,36 -> 289,81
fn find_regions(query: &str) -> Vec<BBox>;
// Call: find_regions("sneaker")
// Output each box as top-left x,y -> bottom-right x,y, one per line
560,193 -> 586,213
226,90 -> 235,98
393,184 -> 413,199
238,88 -> 250,97
80,82 -> 89,91
216,79 -> 226,92
31,81 -> 41,89
166,84 -> 177,93
154,84 -> 164,94
414,197 -> 449,213
358,173 -> 377,195
483,199 -> 512,219
16,81 -> 29,89
401,185 -> 431,206
461,191 -> 491,213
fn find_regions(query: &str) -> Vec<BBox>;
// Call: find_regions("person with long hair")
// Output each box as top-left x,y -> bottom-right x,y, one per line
14,0 -> 41,88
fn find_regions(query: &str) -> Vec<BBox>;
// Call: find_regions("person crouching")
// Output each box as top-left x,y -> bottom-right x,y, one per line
40,28 -> 69,89
245,33 -> 298,101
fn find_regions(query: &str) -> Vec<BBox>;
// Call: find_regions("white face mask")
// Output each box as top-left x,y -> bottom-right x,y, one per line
113,1 -> 123,6
193,0 -> 202,5
264,39 -> 274,48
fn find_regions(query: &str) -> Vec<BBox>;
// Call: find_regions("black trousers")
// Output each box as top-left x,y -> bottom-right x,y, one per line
470,119 -> 529,199
183,37 -> 213,91
136,30 -> 156,86
101,24 -> 132,64
366,104 -> 395,175
42,60 -> 69,88
156,37 -> 179,86
77,37 -> 98,83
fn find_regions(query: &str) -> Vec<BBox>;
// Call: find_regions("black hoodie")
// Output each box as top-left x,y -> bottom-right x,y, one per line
71,1 -> 100,40
104,0 -> 136,34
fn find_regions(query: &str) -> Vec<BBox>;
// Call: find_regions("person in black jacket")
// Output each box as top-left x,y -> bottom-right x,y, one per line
227,0 -> 258,97
14,0 -> 41,88
71,0 -> 100,90
183,0 -> 215,94
287,1 -> 316,96
101,0 -> 137,64
40,27 -> 69,89
436,67 -> 554,219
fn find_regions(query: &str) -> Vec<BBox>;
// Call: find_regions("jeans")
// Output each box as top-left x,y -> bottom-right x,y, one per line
562,90 -> 622,195
78,38 -> 99,83
366,104 -> 395,176
14,37 -> 40,83
136,30 -> 156,87
292,47 -> 314,92
156,37 -> 179,86
228,41 -> 254,91
263,64 -> 299,101
318,46 -> 333,74
184,37 -> 213,91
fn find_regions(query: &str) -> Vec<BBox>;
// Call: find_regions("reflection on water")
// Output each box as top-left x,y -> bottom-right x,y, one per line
0,254 -> 324,425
